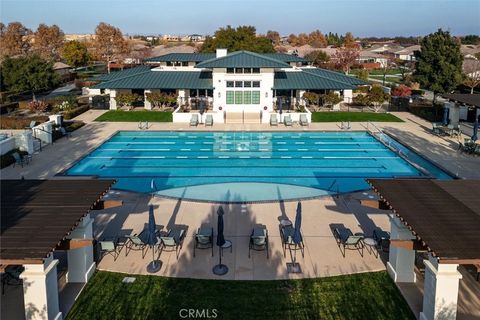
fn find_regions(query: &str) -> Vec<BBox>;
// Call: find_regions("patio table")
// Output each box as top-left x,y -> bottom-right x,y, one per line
363,238 -> 378,258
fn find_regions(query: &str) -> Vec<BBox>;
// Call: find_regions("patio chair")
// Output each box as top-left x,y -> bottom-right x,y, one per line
432,122 -> 442,135
270,114 -> 278,126
99,238 -> 124,261
190,114 -> 199,127
279,224 -> 304,258
1,266 -> 23,295
299,114 -> 308,126
24,120 -> 36,130
284,115 -> 293,126
249,227 -> 269,259
12,152 -> 31,168
205,114 -> 213,126
333,227 -> 364,257
124,231 -> 149,258
193,227 -> 213,257
160,229 -> 186,259
373,229 -> 390,252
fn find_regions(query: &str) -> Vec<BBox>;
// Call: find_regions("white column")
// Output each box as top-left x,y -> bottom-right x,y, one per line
20,256 -> 62,320
387,216 -> 417,283
66,214 -> 95,283
15,131 -> 34,154
420,254 -> 462,320
109,89 -> 117,110
144,90 -> 152,110
343,90 -> 353,103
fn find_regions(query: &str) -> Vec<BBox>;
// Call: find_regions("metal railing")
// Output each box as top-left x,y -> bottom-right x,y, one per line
138,121 -> 149,130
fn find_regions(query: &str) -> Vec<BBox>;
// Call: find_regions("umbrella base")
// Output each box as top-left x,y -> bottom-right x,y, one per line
287,262 -> 302,273
212,264 -> 228,276
147,260 -> 162,273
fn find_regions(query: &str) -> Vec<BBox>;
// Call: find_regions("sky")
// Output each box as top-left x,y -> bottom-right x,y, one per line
1,0 -> 479,37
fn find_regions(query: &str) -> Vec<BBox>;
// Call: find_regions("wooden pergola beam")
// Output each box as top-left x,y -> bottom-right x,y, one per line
359,199 -> 390,210
390,239 -> 426,251
0,259 -> 44,265
438,258 -> 480,265
55,239 -> 94,251
92,200 -> 123,210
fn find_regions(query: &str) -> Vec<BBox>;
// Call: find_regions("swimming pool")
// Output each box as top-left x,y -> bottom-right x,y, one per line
66,131 -> 452,202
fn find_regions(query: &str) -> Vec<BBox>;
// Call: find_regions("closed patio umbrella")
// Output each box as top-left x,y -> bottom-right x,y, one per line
442,107 -> 449,126
290,202 -> 302,273
146,204 -> 160,273
213,206 -> 228,275
278,97 -> 283,122
472,121 -> 478,142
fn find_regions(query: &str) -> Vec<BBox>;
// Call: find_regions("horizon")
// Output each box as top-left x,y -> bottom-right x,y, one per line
1,0 -> 479,37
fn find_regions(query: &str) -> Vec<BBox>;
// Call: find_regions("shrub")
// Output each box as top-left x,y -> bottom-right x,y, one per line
319,92 -> 343,106
65,121 -> 85,132
27,100 -> 49,112
0,102 -> 19,114
1,149 -> 29,169
302,92 -> 319,105
0,116 -> 49,129
392,85 -> 412,97
115,93 -> 141,108
63,105 -> 90,120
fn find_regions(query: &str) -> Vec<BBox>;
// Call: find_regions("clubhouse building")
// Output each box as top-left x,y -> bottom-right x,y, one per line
93,49 -> 368,122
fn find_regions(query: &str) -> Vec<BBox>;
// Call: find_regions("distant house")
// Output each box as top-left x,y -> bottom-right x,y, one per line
357,51 -> 389,69
368,44 -> 404,55
394,45 -> 421,61
189,34 -> 205,42
461,45 -> 480,59
53,62 -> 74,82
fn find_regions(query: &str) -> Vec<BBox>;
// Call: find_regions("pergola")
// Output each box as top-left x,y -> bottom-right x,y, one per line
1,179 -> 116,320
368,179 -> 480,320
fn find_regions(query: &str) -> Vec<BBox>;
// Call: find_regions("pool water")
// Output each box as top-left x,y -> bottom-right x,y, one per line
66,131 -> 452,202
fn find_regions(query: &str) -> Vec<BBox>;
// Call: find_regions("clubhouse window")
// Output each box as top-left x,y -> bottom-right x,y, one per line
226,81 -> 234,88
252,68 -> 260,73
252,81 -> 260,88
227,68 -> 234,74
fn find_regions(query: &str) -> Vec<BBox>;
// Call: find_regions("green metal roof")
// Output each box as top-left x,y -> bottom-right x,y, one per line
94,71 -> 213,89
273,71 -> 357,90
263,53 -> 308,63
145,53 -> 216,63
91,66 -> 151,82
300,67 -> 370,86
196,51 -> 292,69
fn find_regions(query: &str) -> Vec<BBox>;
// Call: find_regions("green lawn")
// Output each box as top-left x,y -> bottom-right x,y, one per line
369,68 -> 403,76
66,271 -> 414,320
95,110 -> 173,122
311,112 -> 403,122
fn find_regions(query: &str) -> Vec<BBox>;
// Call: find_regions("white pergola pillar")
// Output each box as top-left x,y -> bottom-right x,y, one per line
144,90 -> 152,110
109,89 -> 118,110
20,255 -> 62,320
387,216 -> 417,283
66,214 -> 95,283
420,254 -> 462,320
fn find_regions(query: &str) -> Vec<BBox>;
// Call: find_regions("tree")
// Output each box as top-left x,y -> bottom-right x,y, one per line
304,50 -> 330,67
344,32 -> 356,48
368,85 -> 389,112
392,84 -> 412,97
334,47 -> 359,74
414,29 -> 463,103
287,34 -> 298,46
199,25 -> 275,53
308,30 -> 327,48
61,41 -> 91,68
0,22 -> 31,58
33,24 -> 64,60
356,69 -> 369,81
1,55 -> 59,100
94,22 -> 129,73
461,35 -> 480,45
115,93 -> 140,108
266,30 -> 280,46
463,59 -> 480,94
297,33 -> 309,46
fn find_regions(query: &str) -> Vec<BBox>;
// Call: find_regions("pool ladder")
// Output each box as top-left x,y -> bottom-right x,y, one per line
340,121 -> 351,130
138,121 -> 149,130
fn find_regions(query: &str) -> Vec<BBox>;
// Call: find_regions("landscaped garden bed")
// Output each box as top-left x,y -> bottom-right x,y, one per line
311,112 -> 403,122
66,271 -> 414,320
95,110 -> 173,122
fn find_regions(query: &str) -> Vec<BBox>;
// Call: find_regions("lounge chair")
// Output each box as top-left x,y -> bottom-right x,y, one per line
125,232 -> 149,258
249,227 -> 269,259
333,227 -> 364,257
190,114 -> 199,126
284,115 -> 293,126
160,229 -> 185,259
373,229 -> 390,252
205,114 -> 213,126
193,227 -> 213,257
99,238 -> 123,261
299,114 -> 308,126
279,224 -> 304,258
12,152 -> 31,168
270,114 -> 278,126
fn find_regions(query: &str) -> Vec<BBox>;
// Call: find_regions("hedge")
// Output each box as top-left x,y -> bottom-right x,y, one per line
0,116 -> 49,129
63,105 -> 90,120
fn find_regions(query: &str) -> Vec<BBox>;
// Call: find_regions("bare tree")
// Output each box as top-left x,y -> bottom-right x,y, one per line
463,59 -> 480,94
93,22 -> 129,73
0,22 -> 31,58
33,24 -> 65,61
334,47 -> 359,74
